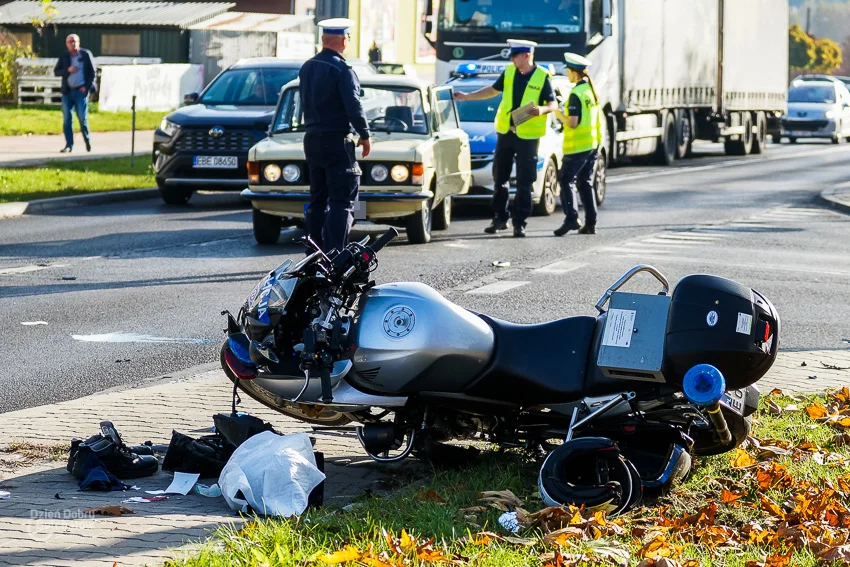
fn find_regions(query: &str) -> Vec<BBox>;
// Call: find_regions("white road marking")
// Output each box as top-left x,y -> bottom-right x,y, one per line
603,247 -> 675,255
467,280 -> 530,295
604,253 -> 850,278
635,238 -> 697,248
444,240 -> 479,249
607,145 -> 850,185
653,233 -> 725,242
0,263 -> 68,276
71,332 -> 217,345
535,261 -> 588,274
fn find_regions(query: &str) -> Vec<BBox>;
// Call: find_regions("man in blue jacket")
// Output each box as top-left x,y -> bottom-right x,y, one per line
53,34 -> 96,153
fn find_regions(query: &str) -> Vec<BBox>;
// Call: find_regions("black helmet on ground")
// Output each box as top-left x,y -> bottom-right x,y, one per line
538,437 -> 641,516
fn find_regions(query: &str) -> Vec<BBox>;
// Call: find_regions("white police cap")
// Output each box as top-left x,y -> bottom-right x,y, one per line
564,52 -> 592,70
318,18 -> 354,35
507,39 -> 537,54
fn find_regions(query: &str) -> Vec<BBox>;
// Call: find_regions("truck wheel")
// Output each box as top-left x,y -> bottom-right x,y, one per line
751,112 -> 767,154
594,149 -> 607,206
157,180 -> 192,205
252,208 -> 281,245
432,195 -> 452,230
654,112 -> 677,166
725,112 -> 754,156
788,137 -> 797,144
405,200 -> 432,244
532,160 -> 558,216
675,112 -> 693,159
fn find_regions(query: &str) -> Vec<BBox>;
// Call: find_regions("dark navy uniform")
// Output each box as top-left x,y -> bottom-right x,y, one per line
299,45 -> 370,252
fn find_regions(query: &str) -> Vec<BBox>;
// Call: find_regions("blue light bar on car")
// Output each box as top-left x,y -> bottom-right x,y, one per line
456,63 -> 479,75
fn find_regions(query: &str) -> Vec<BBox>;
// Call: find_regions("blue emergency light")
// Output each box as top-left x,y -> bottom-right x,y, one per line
455,63 -> 479,75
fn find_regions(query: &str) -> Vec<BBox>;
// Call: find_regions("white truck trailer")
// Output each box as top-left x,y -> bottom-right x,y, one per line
426,0 -> 789,164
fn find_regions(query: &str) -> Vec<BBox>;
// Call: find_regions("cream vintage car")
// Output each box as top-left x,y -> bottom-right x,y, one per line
242,75 -> 472,245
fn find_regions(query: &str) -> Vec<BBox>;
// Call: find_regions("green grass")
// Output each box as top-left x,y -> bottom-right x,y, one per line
0,104 -> 167,136
0,157 -> 154,203
169,390 -> 850,567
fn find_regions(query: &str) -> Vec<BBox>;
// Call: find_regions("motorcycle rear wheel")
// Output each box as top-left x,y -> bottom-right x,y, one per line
220,344 -> 353,426
691,408 -> 751,456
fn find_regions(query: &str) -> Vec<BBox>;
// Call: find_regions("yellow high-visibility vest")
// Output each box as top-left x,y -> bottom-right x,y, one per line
494,65 -> 550,139
562,81 -> 602,154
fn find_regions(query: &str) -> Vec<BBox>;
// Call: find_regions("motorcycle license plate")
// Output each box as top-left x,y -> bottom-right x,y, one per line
193,156 -> 238,169
720,390 -> 745,415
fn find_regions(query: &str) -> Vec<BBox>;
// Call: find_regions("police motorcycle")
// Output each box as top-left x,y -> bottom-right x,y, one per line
220,228 -> 779,514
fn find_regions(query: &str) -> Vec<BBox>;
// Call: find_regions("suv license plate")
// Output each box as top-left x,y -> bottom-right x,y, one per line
194,156 -> 238,169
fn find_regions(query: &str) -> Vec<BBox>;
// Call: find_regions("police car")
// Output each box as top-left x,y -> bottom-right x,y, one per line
446,62 -> 607,214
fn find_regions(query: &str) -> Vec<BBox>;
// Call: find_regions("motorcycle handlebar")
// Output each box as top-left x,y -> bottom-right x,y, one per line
369,228 -> 398,254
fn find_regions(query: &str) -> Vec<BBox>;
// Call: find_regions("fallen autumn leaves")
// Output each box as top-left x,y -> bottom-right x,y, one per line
170,388 -> 850,567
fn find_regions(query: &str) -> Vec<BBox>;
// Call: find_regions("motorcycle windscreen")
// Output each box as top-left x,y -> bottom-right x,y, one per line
243,260 -> 298,340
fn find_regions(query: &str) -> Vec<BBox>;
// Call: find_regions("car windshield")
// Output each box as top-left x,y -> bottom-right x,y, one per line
273,86 -> 429,134
788,85 -> 836,104
440,0 -> 582,33
454,84 -> 501,122
201,67 -> 300,106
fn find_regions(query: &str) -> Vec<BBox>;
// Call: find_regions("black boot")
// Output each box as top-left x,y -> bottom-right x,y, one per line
554,218 -> 582,236
484,218 -> 510,234
72,437 -> 158,480
513,222 -> 526,237
578,224 -> 596,235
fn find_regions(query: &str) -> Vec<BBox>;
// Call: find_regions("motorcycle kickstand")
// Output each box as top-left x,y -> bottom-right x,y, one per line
565,392 -> 636,442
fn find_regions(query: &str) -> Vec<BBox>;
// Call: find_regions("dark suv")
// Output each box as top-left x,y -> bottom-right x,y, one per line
152,59 -> 303,205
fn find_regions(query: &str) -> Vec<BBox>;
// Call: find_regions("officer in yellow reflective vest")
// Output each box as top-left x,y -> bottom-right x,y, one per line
554,52 -> 602,236
453,40 -> 558,237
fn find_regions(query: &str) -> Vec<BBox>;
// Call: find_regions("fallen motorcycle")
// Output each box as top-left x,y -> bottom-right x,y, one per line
220,228 -> 779,515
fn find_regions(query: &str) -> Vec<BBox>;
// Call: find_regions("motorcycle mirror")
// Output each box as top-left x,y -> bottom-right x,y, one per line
249,340 -> 280,366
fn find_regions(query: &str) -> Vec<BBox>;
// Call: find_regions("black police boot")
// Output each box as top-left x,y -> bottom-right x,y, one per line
578,224 -> 597,235
554,218 -> 582,237
71,436 -> 158,480
484,218 -> 510,234
513,222 -> 527,238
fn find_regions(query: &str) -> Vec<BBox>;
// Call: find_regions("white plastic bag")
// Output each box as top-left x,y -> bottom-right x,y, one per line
219,431 -> 325,516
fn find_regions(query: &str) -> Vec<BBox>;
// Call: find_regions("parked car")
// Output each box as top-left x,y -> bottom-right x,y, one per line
793,74 -> 850,91
446,63 -> 606,214
242,75 -> 472,245
152,58 -> 375,205
782,79 -> 850,144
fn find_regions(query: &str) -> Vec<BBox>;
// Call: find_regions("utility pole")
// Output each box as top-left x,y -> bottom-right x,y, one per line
805,6 -> 811,35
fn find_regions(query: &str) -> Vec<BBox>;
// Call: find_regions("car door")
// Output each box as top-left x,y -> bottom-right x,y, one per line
429,86 -> 472,201
840,86 -> 850,137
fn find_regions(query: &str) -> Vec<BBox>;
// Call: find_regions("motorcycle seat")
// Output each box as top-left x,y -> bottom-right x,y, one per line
465,314 -> 597,405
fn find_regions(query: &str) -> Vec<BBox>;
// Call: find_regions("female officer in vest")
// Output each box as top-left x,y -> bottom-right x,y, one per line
453,40 -> 557,237
554,52 -> 602,236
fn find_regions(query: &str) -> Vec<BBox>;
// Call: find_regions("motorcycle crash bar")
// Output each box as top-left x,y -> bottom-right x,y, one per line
683,364 -> 732,445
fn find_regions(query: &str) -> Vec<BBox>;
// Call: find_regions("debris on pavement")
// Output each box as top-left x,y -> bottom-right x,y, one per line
821,361 -> 850,371
164,472 -> 200,495
122,496 -> 168,503
84,505 -> 135,516
20,321 -> 48,326
61,276 -> 77,281
194,483 -> 222,498
219,431 -> 325,516
0,490 -> 9,499
809,375 -> 818,380
492,260 -> 511,268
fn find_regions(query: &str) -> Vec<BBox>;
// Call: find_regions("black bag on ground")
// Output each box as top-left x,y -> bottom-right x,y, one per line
213,413 -> 275,448
162,430 -> 235,478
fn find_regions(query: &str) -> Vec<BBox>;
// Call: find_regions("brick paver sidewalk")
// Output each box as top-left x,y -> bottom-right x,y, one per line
0,131 -> 155,167
0,349 -> 847,567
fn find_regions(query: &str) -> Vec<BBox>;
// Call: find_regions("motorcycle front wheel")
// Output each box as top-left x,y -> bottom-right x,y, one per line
220,344 -> 353,426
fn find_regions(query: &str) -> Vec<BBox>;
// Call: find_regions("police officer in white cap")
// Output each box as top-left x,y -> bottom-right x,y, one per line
453,39 -> 557,237
554,52 -> 602,236
299,18 -> 371,253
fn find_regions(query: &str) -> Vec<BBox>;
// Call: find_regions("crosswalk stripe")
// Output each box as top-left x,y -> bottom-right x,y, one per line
536,261 -> 587,274
467,281 -> 530,295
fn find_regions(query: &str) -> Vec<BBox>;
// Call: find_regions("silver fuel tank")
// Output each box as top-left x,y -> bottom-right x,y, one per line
349,282 -> 495,394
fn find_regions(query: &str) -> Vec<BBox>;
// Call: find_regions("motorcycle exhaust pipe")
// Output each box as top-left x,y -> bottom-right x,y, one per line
682,364 -> 733,445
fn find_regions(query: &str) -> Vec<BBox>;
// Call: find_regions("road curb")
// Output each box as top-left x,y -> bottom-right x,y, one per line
0,187 -> 158,219
820,184 -> 850,215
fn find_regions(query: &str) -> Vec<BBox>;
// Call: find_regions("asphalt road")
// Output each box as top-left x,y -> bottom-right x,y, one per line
2,140 -> 850,413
